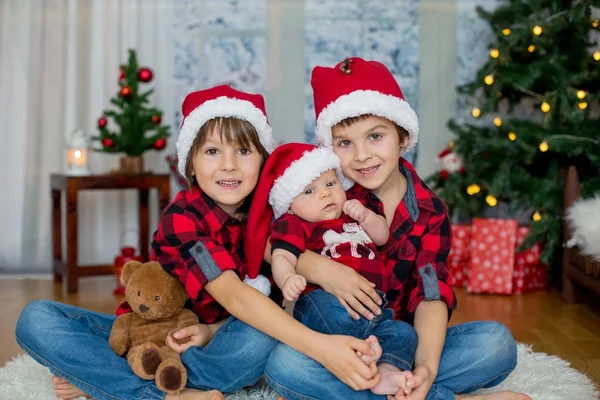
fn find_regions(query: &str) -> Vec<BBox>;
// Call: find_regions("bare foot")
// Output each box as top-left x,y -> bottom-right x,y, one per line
370,363 -> 413,396
457,391 -> 531,400
52,376 -> 89,399
357,335 -> 382,365
164,388 -> 225,400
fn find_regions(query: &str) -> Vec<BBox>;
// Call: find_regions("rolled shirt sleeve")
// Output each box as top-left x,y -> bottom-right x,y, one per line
152,212 -> 239,302
406,212 -> 457,317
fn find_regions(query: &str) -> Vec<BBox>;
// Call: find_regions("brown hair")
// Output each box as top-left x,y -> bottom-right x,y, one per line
184,117 -> 269,189
334,114 -> 408,143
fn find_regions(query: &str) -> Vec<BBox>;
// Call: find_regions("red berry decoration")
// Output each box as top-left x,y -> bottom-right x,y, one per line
138,68 -> 153,82
151,115 -> 162,125
97,116 -> 108,129
120,86 -> 132,98
153,138 -> 167,150
102,138 -> 115,148
440,170 -> 449,180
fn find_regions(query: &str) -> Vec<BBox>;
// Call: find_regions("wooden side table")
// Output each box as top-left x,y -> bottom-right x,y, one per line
50,173 -> 171,293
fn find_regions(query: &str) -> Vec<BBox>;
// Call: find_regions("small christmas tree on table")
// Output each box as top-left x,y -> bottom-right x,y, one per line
92,49 -> 170,173
427,0 -> 600,281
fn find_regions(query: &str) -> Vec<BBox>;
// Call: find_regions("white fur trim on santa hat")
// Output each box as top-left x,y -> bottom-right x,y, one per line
315,90 -> 419,156
177,96 -> 274,176
269,147 -> 353,220
243,274 -> 271,296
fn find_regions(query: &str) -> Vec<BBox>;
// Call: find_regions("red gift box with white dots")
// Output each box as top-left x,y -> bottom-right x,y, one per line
449,220 -> 547,294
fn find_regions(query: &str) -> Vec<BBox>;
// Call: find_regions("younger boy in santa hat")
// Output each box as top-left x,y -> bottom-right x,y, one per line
264,58 -> 525,400
246,142 -> 418,398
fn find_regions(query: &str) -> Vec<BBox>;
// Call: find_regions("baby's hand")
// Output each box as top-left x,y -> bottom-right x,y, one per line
166,324 -> 211,353
343,199 -> 369,223
281,274 -> 307,302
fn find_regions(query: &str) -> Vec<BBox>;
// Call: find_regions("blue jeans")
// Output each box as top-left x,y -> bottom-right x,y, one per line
265,320 -> 517,400
15,300 -> 278,400
294,290 -> 417,371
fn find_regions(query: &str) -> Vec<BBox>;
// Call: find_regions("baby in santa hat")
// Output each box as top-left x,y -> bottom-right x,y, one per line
245,142 -> 418,397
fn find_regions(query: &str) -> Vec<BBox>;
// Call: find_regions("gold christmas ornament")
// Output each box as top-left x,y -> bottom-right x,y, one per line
494,117 -> 502,127
472,107 -> 482,118
528,45 -> 536,53
539,141 -> 549,152
541,102 -> 551,113
594,51 -> 600,61
578,102 -> 588,110
467,184 -> 481,195
486,195 -> 498,207
593,19 -> 599,28
532,211 -> 542,222
484,75 -> 494,85
508,132 -> 517,141
490,49 -> 500,58
532,25 -> 543,35
502,28 -> 511,36
577,90 -> 587,99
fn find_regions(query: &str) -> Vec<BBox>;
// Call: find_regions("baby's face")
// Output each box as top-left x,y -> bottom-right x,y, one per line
289,169 -> 346,222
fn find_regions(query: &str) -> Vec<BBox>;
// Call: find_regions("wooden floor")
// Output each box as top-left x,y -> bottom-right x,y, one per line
1,277 -> 600,386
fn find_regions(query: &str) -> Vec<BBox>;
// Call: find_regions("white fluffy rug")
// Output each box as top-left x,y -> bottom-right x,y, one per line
0,345 -> 597,400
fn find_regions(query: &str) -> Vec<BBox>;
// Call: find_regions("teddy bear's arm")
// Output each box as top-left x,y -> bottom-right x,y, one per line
109,313 -> 132,356
176,308 -> 200,329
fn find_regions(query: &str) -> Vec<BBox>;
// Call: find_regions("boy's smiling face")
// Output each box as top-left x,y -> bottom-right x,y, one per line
331,115 -> 408,194
191,128 -> 262,216
289,169 -> 346,223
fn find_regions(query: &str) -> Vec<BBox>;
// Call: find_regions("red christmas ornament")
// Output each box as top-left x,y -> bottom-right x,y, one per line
483,151 -> 489,158
119,67 -> 125,81
102,138 -> 115,148
97,116 -> 108,129
153,138 -> 167,150
440,170 -> 449,180
138,68 -> 153,82
459,167 -> 466,175
151,115 -> 162,125
120,86 -> 132,98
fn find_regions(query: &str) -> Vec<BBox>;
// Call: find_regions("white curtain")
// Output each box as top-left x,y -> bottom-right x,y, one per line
0,0 -> 176,272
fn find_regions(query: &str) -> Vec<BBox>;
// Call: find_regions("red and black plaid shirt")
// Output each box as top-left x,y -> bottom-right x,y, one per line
271,213 -> 389,296
347,158 -> 457,322
116,188 -> 276,324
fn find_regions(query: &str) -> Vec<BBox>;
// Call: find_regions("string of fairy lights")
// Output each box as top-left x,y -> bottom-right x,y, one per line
461,16 -> 600,222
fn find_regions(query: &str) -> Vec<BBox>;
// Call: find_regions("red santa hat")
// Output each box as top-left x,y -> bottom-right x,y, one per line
176,85 -> 274,176
244,143 -> 353,279
311,57 -> 419,156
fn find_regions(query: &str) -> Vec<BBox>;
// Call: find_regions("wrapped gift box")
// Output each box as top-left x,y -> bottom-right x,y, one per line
449,225 -> 471,287
467,218 -> 518,294
512,227 -> 547,293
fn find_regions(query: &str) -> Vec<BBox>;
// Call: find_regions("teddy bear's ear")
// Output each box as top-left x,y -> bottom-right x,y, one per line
121,260 -> 143,286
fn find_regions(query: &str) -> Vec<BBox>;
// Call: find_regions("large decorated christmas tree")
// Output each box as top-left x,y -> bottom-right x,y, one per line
427,0 -> 600,277
93,49 -> 170,156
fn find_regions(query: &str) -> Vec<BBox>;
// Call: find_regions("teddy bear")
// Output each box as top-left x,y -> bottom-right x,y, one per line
108,260 -> 199,394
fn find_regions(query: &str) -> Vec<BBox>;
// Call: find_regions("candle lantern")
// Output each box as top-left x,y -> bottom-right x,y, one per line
66,129 -> 91,175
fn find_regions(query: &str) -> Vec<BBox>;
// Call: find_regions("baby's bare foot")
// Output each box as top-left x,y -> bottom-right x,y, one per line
164,388 -> 225,400
370,363 -> 413,396
52,376 -> 89,399
457,391 -> 532,400
357,335 -> 382,364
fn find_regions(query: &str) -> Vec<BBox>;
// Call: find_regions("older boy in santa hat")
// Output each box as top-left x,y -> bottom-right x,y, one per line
265,58 -> 528,400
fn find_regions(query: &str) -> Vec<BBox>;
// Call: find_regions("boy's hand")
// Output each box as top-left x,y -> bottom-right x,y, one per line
343,199 -> 369,223
314,334 -> 381,391
281,274 -> 307,302
165,323 -> 212,353
403,365 -> 435,400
